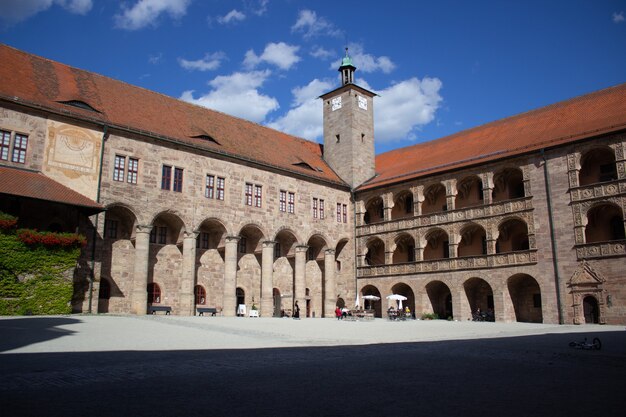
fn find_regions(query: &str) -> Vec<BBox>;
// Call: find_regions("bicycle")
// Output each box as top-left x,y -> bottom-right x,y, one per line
569,337 -> 601,350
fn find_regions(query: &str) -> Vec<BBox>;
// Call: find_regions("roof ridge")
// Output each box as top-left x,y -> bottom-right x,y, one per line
378,82 -> 626,158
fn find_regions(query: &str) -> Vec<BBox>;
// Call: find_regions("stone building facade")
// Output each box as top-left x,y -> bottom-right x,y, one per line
1,44 -> 625,324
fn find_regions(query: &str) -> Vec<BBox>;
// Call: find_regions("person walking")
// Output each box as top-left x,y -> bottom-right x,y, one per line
293,301 -> 300,319
335,306 -> 342,320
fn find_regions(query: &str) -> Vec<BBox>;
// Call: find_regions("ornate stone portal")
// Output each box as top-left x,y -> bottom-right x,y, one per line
567,261 -> 606,324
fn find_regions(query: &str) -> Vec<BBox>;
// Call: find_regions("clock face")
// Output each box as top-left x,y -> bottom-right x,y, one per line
358,95 -> 367,110
331,96 -> 342,111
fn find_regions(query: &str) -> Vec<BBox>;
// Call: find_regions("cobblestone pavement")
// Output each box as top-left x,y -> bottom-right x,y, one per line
1,316 -> 625,417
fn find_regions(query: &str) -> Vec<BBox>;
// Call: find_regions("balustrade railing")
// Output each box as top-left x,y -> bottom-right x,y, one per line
357,250 -> 537,278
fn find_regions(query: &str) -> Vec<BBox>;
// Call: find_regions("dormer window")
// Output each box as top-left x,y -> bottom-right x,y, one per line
58,100 -> 99,113
190,134 -> 220,146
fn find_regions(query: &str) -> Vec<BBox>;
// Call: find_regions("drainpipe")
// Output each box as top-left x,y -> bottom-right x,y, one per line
541,148 -> 564,324
88,125 -> 108,314
351,188 -> 358,306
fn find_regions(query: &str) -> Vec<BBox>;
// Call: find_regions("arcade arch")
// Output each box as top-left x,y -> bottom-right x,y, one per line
458,223 -> 487,257
507,273 -> 542,323
456,175 -> 483,209
422,183 -> 447,215
391,190 -> 414,220
463,277 -> 494,320
392,233 -> 416,263
492,167 -> 524,202
425,280 -> 452,319
364,196 -> 384,224
584,203 -> 625,243
423,228 -> 450,260
579,147 -> 617,186
496,218 -> 529,253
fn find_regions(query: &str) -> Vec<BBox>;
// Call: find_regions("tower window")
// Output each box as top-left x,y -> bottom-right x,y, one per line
336,134 -> 340,143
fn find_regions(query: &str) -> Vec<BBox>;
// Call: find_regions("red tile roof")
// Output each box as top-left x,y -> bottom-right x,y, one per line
0,44 -> 344,185
0,165 -> 103,213
361,83 -> 626,190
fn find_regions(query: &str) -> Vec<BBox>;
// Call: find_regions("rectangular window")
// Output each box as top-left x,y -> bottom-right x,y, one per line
127,158 -> 138,184
161,165 -> 172,190
313,198 -> 318,218
205,175 -> 215,199
113,155 -> 125,182
238,236 -> 247,254
12,133 -> 27,164
274,242 -> 281,259
216,177 -> 225,200
288,192 -> 295,214
320,199 -> 325,219
279,190 -> 287,212
158,226 -> 167,244
342,204 -> 347,223
0,130 -> 10,160
173,167 -> 183,192
337,203 -> 342,222
254,185 -> 262,208
245,183 -> 253,206
149,227 -> 157,244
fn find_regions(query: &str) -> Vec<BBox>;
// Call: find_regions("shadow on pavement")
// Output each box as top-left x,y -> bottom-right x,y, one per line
0,329 -> 625,417
0,317 -> 79,353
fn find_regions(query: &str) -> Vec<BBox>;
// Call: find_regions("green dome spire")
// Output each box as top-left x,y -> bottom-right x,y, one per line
341,47 -> 353,67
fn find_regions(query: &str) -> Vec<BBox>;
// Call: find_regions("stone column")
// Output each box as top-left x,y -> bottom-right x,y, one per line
294,245 -> 308,317
131,224 -> 152,315
223,235 -> 240,317
324,249 -> 336,318
454,287 -> 471,321
385,250 -> 394,264
261,240 -> 275,318
482,172 -> 494,205
179,230 -> 198,316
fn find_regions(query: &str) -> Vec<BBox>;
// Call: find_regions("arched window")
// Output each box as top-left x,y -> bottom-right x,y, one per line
579,148 -> 617,186
194,285 -> 206,305
585,204 -> 625,243
147,283 -> 161,304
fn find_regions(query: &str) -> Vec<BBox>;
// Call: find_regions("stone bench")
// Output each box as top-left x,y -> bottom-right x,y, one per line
197,307 -> 218,316
148,305 -> 171,315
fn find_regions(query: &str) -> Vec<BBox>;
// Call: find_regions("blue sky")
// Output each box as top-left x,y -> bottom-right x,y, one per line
1,0 -> 625,154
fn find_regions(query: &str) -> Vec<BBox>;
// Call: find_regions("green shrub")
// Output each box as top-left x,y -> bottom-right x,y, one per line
420,312 -> 440,320
0,227 -> 81,315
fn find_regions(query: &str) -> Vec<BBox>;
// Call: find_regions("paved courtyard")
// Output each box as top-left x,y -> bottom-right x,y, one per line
1,315 -> 625,416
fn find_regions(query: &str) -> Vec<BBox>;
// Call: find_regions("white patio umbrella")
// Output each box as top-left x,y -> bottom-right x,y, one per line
362,295 -> 381,310
386,294 -> 407,310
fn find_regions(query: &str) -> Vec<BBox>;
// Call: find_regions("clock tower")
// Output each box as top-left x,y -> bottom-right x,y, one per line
321,49 -> 376,188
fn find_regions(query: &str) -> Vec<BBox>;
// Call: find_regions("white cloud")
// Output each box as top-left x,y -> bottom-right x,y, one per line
333,44 -> 396,74
0,0 -> 92,25
291,9 -> 342,39
180,70 -> 279,123
248,0 -> 269,16
613,11 -> 624,23
374,77 -> 443,143
178,52 -> 226,71
57,0 -> 92,14
266,76 -> 442,143
218,9 -> 245,24
148,52 -> 163,64
310,46 -> 334,60
244,42 -> 301,70
267,79 -> 334,140
114,0 -> 191,30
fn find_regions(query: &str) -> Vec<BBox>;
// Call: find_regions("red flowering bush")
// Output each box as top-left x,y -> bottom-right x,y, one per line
16,229 -> 87,248
0,212 -> 18,231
